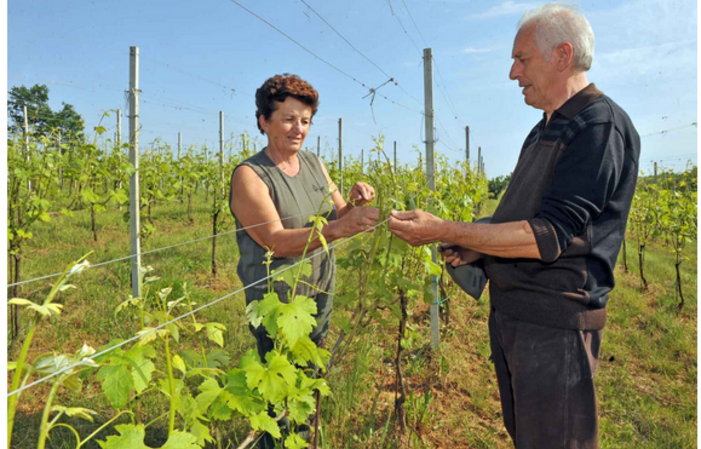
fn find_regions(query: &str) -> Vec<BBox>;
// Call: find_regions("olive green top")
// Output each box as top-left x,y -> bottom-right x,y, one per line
230,149 -> 336,320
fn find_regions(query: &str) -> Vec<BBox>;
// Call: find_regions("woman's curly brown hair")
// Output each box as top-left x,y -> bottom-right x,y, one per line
255,74 -> 319,135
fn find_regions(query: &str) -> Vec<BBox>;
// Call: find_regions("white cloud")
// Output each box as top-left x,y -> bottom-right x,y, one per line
592,40 -> 696,84
461,46 -> 493,54
466,1 -> 537,20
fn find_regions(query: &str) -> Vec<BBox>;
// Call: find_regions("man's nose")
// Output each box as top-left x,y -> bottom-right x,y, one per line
509,61 -> 520,80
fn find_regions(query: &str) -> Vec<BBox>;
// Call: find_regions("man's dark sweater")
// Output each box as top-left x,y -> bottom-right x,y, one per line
485,83 -> 640,331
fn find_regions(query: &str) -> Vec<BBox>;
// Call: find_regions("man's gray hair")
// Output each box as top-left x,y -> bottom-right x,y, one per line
518,3 -> 595,71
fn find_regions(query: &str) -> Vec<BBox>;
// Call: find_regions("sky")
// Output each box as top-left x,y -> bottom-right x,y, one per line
6,0 -> 699,178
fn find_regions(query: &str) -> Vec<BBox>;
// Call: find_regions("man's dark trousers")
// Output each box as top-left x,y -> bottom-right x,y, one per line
489,308 -> 603,449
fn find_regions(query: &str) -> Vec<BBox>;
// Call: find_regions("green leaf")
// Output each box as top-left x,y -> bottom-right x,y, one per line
97,424 -> 200,449
243,351 -> 296,403
97,365 -> 133,409
285,433 -> 310,449
287,396 -> 315,423
172,354 -> 186,375
258,292 -> 283,335
222,369 -> 266,416
205,349 -> 230,369
123,345 -> 156,394
28,303 -> 53,317
245,300 -> 263,329
209,394 -> 234,421
81,187 -> 100,204
289,336 -> 329,369
51,405 -> 97,422
195,378 -> 221,412
205,323 -> 226,348
8,298 -> 35,307
249,411 -> 281,439
166,323 -> 180,343
277,296 -> 317,348
189,419 -> 214,446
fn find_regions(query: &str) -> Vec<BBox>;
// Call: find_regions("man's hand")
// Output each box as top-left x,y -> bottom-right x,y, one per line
439,243 -> 482,267
348,182 -> 375,206
388,209 -> 444,246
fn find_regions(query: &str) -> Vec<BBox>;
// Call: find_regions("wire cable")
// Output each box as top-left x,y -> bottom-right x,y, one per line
641,122 -> 697,138
7,212 -> 316,289
297,0 -> 423,107
225,0 -> 422,118
141,55 -> 254,98
7,218 -> 389,398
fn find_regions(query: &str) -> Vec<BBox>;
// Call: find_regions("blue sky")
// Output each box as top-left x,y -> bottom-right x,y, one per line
7,0 -> 698,177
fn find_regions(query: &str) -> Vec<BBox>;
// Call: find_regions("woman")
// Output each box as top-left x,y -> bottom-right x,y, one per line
229,73 -> 380,364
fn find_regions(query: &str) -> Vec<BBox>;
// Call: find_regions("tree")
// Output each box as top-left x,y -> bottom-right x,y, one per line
54,102 -> 86,144
488,173 -> 512,199
7,84 -> 85,141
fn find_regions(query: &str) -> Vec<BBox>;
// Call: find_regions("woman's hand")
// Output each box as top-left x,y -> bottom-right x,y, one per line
439,243 -> 482,267
332,206 -> 380,238
348,182 -> 376,206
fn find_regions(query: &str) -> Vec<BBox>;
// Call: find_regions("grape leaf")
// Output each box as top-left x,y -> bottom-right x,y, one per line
97,424 -> 200,449
285,433 -> 310,449
257,292 -> 282,335
205,323 -> 226,348
277,296 -> 317,348
289,336 -> 329,369
195,377 -> 221,413
223,369 -> 266,416
287,396 -> 315,423
243,351 -> 296,403
96,365 -> 133,409
249,411 -> 281,439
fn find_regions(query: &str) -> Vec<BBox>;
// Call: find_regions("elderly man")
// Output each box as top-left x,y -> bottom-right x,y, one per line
389,3 -> 640,448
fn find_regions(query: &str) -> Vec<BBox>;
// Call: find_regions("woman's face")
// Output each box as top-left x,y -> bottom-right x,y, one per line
260,97 -> 312,153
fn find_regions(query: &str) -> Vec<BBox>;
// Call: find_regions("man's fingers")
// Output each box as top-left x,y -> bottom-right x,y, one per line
390,209 -> 418,220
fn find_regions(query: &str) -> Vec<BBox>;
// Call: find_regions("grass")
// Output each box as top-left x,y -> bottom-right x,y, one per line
8,195 -> 697,448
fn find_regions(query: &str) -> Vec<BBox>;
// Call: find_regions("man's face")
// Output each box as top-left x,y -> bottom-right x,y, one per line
509,24 -> 558,112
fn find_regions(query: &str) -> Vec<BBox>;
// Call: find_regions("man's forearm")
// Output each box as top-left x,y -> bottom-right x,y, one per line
440,220 -> 542,260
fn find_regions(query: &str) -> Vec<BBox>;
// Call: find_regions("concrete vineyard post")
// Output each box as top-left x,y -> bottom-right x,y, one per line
338,118 -> 344,197
128,46 -> 142,300
423,48 -> 440,349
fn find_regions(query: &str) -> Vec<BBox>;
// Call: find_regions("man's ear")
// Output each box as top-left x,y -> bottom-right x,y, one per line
555,42 -> 575,72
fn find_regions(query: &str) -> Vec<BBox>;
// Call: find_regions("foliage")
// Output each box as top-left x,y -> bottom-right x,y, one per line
8,84 -> 85,140
488,173 -> 511,199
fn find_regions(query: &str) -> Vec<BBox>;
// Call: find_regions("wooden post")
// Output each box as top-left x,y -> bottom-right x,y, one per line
58,131 -> 63,188
117,109 -> 122,151
212,111 -> 224,276
23,106 -> 32,192
338,118 -> 344,197
465,126 -> 470,169
128,46 -> 142,300
178,132 -> 182,161
423,48 -> 440,349
654,162 -> 658,182
317,135 -> 321,158
478,146 -> 482,174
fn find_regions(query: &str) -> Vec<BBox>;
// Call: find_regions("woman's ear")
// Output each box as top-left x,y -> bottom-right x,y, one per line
258,115 -> 268,134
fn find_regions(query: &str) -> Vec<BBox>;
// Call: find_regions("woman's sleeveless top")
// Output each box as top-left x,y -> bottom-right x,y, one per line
230,149 -> 337,308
